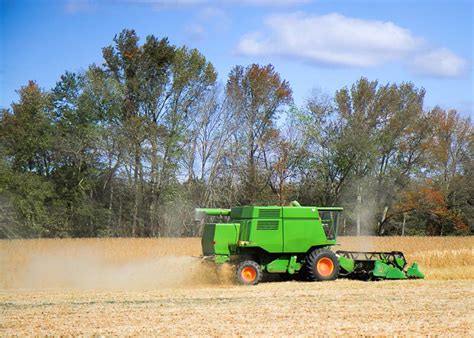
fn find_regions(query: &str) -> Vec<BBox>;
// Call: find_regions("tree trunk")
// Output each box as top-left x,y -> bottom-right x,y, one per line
356,184 -> 361,236
132,149 -> 140,237
378,206 -> 388,235
187,131 -> 197,184
401,212 -> 406,236
108,183 -> 114,232
118,194 -> 122,234
149,138 -> 159,237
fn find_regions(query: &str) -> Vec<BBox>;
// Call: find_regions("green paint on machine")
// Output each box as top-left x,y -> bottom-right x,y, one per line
407,263 -> 425,278
196,201 -> 424,285
338,255 -> 355,273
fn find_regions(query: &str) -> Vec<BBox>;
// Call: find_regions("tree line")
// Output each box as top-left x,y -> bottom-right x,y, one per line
0,29 -> 472,238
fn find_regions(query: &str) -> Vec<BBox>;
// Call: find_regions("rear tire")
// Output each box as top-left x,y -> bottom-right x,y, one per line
236,260 -> 262,285
305,248 -> 339,281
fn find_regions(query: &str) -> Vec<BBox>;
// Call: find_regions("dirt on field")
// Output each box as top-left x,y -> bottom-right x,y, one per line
1,237 -> 473,335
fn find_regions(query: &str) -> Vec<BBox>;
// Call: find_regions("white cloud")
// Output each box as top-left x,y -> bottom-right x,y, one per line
237,12 -> 468,78
122,0 -> 206,6
119,0 -> 309,8
186,23 -> 207,41
230,0 -> 309,5
238,13 -> 420,67
198,6 -> 230,27
185,7 -> 231,42
64,0 -> 96,14
199,6 -> 226,19
412,48 -> 468,78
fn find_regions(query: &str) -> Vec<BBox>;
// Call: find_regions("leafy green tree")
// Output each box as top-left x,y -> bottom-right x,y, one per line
101,29 -> 216,236
226,64 -> 292,204
50,71 -> 109,236
102,29 -> 172,235
1,81 -> 54,175
295,78 -> 430,235
0,82 -> 61,236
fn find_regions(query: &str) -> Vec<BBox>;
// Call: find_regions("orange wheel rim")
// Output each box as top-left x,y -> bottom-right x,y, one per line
317,257 -> 334,276
241,266 -> 257,282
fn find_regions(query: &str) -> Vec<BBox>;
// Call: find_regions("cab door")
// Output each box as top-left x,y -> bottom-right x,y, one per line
282,207 -> 320,252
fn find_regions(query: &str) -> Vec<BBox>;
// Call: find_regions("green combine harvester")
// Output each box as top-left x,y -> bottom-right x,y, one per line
196,201 -> 424,285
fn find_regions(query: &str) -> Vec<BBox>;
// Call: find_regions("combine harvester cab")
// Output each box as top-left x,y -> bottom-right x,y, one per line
195,201 -> 424,285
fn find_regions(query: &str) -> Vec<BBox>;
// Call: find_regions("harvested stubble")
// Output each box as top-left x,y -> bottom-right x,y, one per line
1,279 -> 472,335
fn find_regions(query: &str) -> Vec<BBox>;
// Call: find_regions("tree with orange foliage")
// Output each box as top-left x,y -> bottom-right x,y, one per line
396,181 -> 469,235
391,108 -> 472,235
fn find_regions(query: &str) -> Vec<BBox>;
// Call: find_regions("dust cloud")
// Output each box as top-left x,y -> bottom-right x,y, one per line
2,248 -> 232,291
339,178 -> 379,251
352,206 -> 376,251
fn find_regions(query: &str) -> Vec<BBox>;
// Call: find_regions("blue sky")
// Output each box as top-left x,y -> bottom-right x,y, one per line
1,0 -> 473,116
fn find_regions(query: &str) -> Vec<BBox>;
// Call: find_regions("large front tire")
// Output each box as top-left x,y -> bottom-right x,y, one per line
305,248 -> 339,281
236,260 -> 262,285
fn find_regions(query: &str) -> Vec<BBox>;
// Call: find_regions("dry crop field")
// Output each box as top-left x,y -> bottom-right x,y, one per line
1,237 -> 473,335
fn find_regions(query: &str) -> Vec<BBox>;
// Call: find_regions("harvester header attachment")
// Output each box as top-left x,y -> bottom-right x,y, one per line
337,251 -> 425,280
